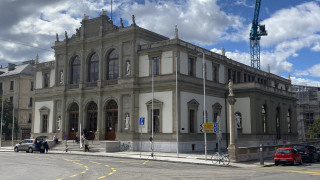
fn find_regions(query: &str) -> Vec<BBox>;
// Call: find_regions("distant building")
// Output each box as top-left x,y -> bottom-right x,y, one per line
32,12 -> 298,152
0,61 -> 35,140
292,85 -> 320,140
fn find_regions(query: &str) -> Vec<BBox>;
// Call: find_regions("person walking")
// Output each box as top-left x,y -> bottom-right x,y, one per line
43,141 -> 49,153
84,138 -> 89,152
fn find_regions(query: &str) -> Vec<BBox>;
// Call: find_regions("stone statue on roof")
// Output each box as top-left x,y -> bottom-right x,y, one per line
132,15 -> 135,25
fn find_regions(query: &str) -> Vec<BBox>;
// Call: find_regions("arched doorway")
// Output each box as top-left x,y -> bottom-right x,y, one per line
69,103 -> 79,140
105,100 -> 118,140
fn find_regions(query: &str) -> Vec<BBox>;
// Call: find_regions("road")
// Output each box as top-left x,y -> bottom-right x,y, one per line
0,152 -> 320,180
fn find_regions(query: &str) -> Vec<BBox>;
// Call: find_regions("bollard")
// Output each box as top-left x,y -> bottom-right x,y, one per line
260,143 -> 264,165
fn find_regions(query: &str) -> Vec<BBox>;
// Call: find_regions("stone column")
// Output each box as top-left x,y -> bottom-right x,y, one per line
96,93 -> 102,140
79,97 -> 84,138
227,80 -> 239,162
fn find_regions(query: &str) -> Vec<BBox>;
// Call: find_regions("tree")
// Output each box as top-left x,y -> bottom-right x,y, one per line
309,118 -> 320,138
0,97 -> 19,140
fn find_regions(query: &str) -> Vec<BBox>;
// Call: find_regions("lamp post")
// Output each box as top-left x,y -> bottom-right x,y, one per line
198,51 -> 207,160
0,91 -> 3,149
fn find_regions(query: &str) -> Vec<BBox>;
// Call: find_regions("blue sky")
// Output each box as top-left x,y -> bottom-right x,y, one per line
0,0 -> 319,86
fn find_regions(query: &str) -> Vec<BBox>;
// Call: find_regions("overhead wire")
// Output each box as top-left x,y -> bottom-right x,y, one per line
0,38 -> 54,52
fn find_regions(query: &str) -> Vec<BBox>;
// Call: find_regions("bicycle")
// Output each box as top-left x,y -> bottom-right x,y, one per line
120,143 -> 130,151
211,152 -> 230,165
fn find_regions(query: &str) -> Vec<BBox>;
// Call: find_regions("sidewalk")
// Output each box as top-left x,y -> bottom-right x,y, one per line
0,146 -> 274,168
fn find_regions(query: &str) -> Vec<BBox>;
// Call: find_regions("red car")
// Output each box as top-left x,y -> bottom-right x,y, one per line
274,148 -> 303,166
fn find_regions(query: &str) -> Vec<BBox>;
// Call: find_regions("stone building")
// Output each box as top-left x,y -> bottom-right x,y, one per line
292,85 -> 320,140
0,61 -> 35,140
32,12 -> 298,152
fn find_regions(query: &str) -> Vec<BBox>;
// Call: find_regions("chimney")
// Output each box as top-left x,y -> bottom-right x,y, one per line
8,63 -> 16,71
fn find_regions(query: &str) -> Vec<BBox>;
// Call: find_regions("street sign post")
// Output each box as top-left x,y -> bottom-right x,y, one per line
200,123 -> 218,133
139,117 -> 145,158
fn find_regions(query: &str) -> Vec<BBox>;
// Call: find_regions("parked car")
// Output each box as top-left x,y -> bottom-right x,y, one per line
14,136 -> 47,153
274,148 -> 302,166
293,144 -> 319,162
14,139 -> 37,153
316,147 -> 320,161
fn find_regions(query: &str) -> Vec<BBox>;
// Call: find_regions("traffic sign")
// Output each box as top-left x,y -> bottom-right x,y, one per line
214,123 -> 218,128
200,128 -> 214,133
214,128 -> 219,133
139,117 -> 145,126
200,123 -> 214,128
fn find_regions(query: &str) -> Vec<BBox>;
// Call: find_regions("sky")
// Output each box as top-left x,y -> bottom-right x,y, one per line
0,0 -> 319,87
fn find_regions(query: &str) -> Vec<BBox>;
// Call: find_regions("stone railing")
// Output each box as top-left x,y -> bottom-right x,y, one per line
36,61 -> 55,70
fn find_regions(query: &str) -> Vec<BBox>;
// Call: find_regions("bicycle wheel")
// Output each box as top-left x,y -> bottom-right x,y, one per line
222,155 -> 230,165
211,153 -> 219,164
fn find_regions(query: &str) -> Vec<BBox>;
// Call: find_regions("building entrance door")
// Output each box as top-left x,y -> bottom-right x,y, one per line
105,100 -> 118,140
69,111 -> 79,140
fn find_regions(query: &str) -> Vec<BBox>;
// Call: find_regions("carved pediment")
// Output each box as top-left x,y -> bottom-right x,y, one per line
146,99 -> 163,105
187,99 -> 199,106
39,106 -> 50,113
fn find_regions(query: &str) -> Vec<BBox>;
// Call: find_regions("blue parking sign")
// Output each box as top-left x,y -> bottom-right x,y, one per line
139,117 -> 145,125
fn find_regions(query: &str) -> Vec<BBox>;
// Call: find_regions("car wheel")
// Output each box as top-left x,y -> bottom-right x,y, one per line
275,162 -> 279,166
292,159 -> 296,166
14,147 -> 19,152
310,156 -> 314,163
28,147 -> 33,153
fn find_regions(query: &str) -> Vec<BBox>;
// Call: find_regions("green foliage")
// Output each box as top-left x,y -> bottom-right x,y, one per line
309,118 -> 320,138
0,97 -> 19,139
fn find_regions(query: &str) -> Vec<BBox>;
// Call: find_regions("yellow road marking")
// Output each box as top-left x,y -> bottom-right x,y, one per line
97,176 -> 106,179
113,170 -> 116,172
81,171 -> 86,173
56,179 -> 63,180
105,165 -> 110,167
70,174 -> 77,177
143,160 -> 149,165
108,172 -> 113,175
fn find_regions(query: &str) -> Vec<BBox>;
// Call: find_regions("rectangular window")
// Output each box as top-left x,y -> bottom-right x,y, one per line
29,98 -> 33,107
42,114 -> 48,133
10,81 -> 14,90
213,112 -> 218,123
213,66 -> 218,82
28,113 -> 32,123
152,109 -> 160,133
10,96 -> 13,103
244,74 -> 247,82
237,72 -> 241,83
189,109 -> 195,133
188,57 -> 194,76
30,81 -> 34,91
44,73 -> 50,88
0,83 -> 2,93
152,56 -> 160,75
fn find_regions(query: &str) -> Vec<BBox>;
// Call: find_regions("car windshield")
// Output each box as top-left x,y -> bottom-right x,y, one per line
293,146 -> 306,151
277,149 -> 290,154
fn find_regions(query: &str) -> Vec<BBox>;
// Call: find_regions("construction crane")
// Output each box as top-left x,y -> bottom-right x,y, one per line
250,0 -> 267,69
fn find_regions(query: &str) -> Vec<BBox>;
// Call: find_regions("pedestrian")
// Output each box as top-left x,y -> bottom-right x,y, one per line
53,135 -> 58,144
40,141 -> 45,153
84,138 -> 89,152
43,141 -> 49,153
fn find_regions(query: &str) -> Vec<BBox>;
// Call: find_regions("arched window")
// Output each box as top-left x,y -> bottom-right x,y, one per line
287,109 -> 291,133
88,53 -> 99,82
262,105 -> 267,133
71,56 -> 80,84
107,50 -> 119,80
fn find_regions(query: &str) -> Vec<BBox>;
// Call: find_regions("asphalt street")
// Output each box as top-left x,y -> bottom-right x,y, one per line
1,152 -> 320,180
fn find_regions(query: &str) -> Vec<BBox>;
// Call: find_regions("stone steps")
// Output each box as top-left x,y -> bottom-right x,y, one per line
50,140 -> 104,152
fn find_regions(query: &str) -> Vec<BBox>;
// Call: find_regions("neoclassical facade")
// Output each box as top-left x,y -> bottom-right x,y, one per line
32,12 -> 298,152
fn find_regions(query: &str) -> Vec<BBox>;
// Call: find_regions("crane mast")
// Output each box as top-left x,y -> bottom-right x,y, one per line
250,0 -> 267,69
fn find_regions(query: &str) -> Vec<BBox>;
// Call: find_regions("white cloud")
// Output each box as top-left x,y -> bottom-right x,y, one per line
291,76 -> 320,87
311,42 -> 320,52
120,0 -> 244,45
